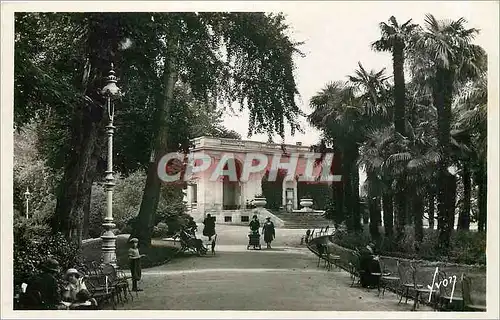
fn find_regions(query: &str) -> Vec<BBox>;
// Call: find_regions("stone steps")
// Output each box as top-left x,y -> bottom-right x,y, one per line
271,212 -> 332,229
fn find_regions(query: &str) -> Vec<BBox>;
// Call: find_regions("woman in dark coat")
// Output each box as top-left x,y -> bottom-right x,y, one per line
262,217 -> 276,249
359,242 -> 381,288
202,214 -> 216,240
249,215 -> 260,234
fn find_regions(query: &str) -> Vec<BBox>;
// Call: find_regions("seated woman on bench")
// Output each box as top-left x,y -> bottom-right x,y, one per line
61,268 -> 97,309
359,242 -> 381,288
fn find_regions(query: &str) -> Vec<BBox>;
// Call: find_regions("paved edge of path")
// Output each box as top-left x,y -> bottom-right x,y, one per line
127,268 -> 334,276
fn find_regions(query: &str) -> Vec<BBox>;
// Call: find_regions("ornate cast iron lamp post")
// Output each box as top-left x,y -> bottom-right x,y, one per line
101,64 -> 121,266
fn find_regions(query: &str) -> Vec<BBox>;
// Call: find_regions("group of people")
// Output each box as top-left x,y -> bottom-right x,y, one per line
249,214 -> 276,249
19,258 -> 96,310
19,237 -> 147,310
200,213 -> 277,249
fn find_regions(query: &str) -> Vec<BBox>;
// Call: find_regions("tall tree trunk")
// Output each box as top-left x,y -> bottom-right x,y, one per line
476,165 -> 487,232
131,37 -> 179,248
446,173 -> 457,233
428,192 -> 435,229
331,149 -> 345,228
52,101 -> 104,244
393,41 -> 406,135
343,148 -> 361,232
394,178 -> 406,243
392,40 -> 408,245
458,163 -> 471,230
413,193 -> 424,248
434,67 -> 454,251
332,177 -> 345,228
382,192 -> 394,239
406,198 -> 413,225
51,14 -> 121,244
367,175 -> 380,241
351,148 -> 362,232
82,184 -> 92,240
78,155 -> 98,243
363,203 -> 370,225
344,162 -> 354,231
83,137 -> 104,240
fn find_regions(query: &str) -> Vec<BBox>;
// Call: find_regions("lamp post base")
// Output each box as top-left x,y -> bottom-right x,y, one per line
101,230 -> 117,267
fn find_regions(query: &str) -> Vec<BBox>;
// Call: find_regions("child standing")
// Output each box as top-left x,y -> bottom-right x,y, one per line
128,238 -> 145,292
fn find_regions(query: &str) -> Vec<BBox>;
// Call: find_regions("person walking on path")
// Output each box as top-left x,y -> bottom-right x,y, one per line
128,238 -> 146,292
186,216 -> 198,236
202,214 -> 216,240
262,217 -> 276,249
249,214 -> 260,234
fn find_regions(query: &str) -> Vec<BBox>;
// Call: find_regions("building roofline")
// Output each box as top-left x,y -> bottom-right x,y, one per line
191,135 -> 313,149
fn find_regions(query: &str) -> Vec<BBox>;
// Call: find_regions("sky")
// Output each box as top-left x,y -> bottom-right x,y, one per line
222,1 -> 497,146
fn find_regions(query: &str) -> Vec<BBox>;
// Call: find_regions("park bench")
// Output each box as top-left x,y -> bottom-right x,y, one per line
315,227 -> 324,238
395,260 -> 425,310
80,262 -> 134,309
85,273 -> 117,309
318,241 -> 341,271
309,228 -> 315,241
323,226 -> 330,236
348,250 -> 363,287
300,229 -> 311,245
461,274 -> 486,311
427,269 -> 462,311
377,258 -> 400,298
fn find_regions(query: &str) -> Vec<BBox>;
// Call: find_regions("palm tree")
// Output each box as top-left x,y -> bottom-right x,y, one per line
309,81 -> 364,231
348,63 -> 392,240
409,14 -> 484,249
372,16 -> 419,135
372,17 -> 419,246
348,62 -> 391,118
358,127 -> 397,241
452,71 -> 487,231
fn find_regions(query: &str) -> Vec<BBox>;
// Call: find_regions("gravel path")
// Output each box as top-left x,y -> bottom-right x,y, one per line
117,225 -> 430,311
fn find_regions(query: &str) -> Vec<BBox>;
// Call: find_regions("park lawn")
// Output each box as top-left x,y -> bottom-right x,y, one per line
81,235 -> 178,269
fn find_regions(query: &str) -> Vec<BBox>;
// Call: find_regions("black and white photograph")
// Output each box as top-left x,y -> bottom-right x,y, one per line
1,1 -> 498,318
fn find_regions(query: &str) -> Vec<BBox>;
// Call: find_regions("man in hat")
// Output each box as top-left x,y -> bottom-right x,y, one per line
23,258 -> 64,309
262,217 -> 276,249
128,238 -> 145,291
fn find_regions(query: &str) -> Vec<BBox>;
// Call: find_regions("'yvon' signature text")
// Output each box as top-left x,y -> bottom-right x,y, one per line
427,267 -> 457,302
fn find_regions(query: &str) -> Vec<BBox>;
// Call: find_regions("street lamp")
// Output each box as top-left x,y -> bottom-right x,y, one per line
24,187 -> 30,219
100,63 -> 121,267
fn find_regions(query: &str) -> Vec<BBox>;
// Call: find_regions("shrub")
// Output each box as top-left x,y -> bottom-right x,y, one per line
152,222 -> 170,238
324,198 -> 344,227
331,224 -> 486,265
14,220 -> 81,286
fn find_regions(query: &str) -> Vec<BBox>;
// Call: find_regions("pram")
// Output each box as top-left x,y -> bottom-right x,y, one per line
247,232 -> 262,250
